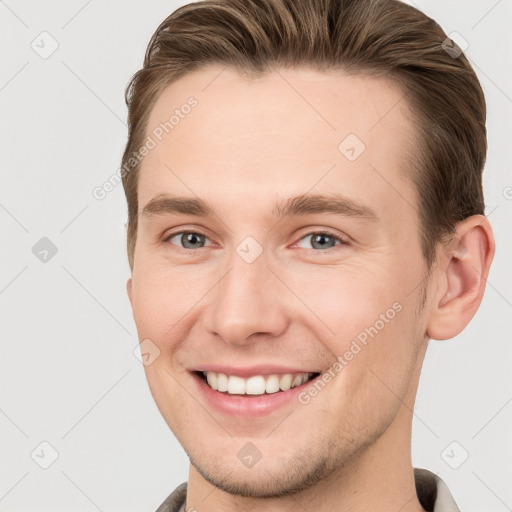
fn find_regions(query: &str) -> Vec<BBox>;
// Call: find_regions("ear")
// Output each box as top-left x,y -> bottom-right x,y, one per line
426,215 -> 495,340
126,277 -> 133,306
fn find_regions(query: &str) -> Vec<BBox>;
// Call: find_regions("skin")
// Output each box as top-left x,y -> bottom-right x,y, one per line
127,65 -> 494,512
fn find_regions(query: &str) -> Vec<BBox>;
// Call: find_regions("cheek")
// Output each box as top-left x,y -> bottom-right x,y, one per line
130,263 -> 211,343
291,262 -> 421,387
287,262 -> 397,343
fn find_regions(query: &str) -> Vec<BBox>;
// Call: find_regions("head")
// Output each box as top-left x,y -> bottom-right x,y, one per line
123,0 -> 494,499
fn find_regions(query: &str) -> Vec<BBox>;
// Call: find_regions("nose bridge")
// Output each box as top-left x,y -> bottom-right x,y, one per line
206,247 -> 287,344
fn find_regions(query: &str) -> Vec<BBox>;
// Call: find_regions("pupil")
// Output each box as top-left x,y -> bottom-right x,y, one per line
312,234 -> 335,249
182,233 -> 205,248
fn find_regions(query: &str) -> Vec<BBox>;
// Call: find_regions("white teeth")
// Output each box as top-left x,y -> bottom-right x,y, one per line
246,375 -> 266,395
292,375 -> 303,387
201,371 -> 315,395
206,372 -> 218,390
227,375 -> 245,394
279,374 -> 293,391
217,373 -> 228,392
265,375 -> 280,394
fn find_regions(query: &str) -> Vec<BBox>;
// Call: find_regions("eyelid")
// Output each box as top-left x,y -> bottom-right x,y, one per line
160,227 -> 350,250
162,228 -> 215,248
291,230 -> 350,249
161,223 -> 212,241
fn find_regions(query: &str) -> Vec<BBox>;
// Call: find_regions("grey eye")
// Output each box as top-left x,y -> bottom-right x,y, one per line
297,233 -> 341,250
169,232 -> 209,249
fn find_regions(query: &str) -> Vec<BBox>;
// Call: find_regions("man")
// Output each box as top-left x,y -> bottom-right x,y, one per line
122,0 -> 495,510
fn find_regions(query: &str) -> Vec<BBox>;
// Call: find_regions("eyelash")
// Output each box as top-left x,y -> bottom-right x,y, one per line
163,230 -> 212,247
294,231 -> 349,249
162,230 -> 349,250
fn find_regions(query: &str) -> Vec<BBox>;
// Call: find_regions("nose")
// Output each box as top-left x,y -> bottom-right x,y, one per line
203,251 -> 289,346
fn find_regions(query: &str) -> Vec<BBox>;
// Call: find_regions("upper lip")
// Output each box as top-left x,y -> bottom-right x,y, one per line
190,365 -> 321,378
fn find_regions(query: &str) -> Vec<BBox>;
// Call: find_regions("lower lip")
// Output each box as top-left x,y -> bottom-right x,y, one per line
190,372 -> 320,418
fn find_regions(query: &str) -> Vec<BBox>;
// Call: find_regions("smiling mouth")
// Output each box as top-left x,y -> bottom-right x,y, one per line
194,370 -> 321,396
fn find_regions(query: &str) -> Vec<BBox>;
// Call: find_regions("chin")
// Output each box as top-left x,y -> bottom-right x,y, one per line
190,452 -> 334,498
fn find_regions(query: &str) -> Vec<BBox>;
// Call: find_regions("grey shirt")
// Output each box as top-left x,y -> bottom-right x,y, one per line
155,468 -> 461,512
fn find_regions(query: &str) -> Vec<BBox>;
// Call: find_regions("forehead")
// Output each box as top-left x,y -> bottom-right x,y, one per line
139,65 -> 416,221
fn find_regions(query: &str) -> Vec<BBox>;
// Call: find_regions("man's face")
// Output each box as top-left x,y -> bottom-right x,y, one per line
128,66 -> 432,496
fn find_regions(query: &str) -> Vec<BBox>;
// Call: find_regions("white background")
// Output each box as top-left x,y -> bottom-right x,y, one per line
1,1 -> 511,511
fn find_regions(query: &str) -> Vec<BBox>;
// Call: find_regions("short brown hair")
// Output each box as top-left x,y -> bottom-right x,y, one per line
121,0 -> 486,270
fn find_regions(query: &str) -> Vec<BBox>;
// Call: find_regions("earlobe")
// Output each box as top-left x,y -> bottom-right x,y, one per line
126,278 -> 133,305
426,215 -> 495,340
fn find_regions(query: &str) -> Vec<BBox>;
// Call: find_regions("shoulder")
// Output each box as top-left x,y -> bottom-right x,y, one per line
414,468 -> 461,512
155,482 -> 187,512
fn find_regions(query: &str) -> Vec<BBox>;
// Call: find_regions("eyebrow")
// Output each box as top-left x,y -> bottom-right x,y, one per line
273,193 -> 378,221
141,193 -> 378,222
141,195 -> 213,217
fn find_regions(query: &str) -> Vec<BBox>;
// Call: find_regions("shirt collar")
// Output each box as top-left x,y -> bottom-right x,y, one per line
415,468 -> 461,512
